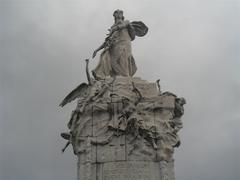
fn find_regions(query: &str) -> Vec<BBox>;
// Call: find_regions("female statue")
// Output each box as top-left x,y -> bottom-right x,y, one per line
92,10 -> 148,80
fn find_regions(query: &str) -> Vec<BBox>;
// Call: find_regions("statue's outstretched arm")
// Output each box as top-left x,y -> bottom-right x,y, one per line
92,42 -> 105,58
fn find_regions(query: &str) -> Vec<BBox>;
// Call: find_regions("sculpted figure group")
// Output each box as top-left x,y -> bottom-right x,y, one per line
59,10 -> 186,167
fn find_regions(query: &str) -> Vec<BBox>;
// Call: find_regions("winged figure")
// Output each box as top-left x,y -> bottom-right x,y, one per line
92,9 -> 148,80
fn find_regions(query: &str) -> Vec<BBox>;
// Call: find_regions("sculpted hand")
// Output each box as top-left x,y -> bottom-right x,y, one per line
92,50 -> 97,59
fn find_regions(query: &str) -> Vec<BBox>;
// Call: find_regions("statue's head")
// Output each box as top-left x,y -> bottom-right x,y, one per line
113,9 -> 124,20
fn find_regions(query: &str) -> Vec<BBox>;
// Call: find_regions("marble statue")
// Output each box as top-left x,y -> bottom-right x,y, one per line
59,10 -> 186,180
92,9 -> 148,80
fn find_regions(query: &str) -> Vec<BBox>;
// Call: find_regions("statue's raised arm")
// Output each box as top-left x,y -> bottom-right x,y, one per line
92,9 -> 148,80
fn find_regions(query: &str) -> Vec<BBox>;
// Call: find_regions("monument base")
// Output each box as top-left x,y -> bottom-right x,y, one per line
78,160 -> 175,180
61,77 -> 185,180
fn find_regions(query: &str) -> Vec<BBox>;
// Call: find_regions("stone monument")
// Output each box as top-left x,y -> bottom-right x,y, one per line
60,10 -> 186,180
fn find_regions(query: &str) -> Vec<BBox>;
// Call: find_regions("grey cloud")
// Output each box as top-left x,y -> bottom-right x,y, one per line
1,0 -> 239,180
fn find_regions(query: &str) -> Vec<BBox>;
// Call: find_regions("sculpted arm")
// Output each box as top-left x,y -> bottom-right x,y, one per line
92,42 -> 105,58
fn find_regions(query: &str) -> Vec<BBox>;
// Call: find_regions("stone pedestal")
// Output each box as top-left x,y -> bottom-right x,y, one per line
78,161 -> 175,180
62,77 -> 185,180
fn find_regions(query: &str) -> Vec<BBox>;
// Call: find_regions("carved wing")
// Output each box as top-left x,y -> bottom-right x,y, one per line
59,83 -> 89,107
130,21 -> 148,37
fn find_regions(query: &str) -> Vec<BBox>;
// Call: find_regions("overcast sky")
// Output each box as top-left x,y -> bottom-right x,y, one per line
0,0 -> 240,180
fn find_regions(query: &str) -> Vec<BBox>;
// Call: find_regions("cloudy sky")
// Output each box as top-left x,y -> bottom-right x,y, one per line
1,0 -> 239,180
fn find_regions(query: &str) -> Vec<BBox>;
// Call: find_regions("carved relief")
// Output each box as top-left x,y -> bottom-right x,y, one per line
59,10 -> 186,180
60,77 -> 186,163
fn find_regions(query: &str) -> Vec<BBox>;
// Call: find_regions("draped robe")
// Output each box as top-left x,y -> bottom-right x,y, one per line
92,20 -> 137,79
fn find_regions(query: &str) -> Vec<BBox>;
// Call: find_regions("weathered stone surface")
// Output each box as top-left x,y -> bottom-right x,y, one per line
96,135 -> 126,163
92,105 -> 110,137
61,76 -> 185,180
126,135 -> 157,161
78,162 -> 96,180
59,10 -> 186,180
77,137 -> 97,164
102,161 -> 161,180
111,77 -> 158,102
77,160 -> 176,180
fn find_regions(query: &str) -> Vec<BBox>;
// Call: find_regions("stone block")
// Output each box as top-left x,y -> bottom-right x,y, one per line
154,95 -> 175,109
126,135 -> 157,161
96,135 -> 126,163
77,137 -> 97,164
77,162 -> 96,180
101,161 -> 161,180
93,105 -> 111,137
76,110 -> 93,137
